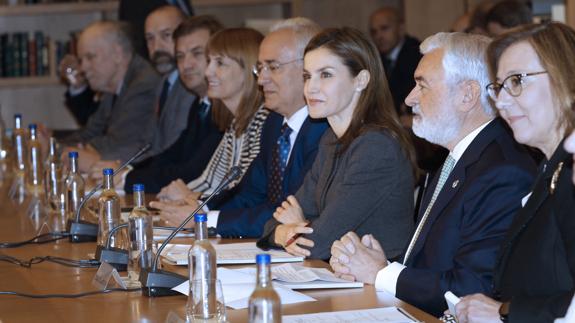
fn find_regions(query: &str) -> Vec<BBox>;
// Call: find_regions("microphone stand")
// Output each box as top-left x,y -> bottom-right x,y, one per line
139,166 -> 242,297
66,144 -> 151,243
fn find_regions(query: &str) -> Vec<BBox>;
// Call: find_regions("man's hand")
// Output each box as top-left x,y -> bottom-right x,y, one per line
329,232 -> 387,284
274,222 -> 314,257
455,294 -> 502,323
62,144 -> 101,173
59,54 -> 87,90
89,160 -> 121,180
273,195 -> 305,224
156,179 -> 193,201
149,199 -> 195,228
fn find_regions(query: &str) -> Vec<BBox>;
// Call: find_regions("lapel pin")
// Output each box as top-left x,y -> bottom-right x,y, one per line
550,162 -> 564,194
452,180 -> 459,188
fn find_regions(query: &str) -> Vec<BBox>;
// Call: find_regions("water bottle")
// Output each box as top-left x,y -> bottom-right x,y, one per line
127,184 -> 154,283
26,124 -> 44,195
97,168 -> 127,250
64,151 -> 84,221
248,254 -> 281,323
12,114 -> 26,175
0,104 -> 9,171
187,213 -> 217,319
44,137 -> 63,211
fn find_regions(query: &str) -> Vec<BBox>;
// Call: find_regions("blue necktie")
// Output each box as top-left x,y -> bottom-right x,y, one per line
269,123 -> 292,205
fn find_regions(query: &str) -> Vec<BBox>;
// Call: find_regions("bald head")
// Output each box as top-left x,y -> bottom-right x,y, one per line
369,7 -> 405,55
145,6 -> 185,74
77,21 -> 133,93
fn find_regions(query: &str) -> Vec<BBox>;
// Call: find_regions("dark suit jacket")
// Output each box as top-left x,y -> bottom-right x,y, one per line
387,35 -> 421,114
396,119 -> 537,316
63,55 -> 160,161
125,97 -> 222,193
259,128 -> 415,260
493,141 -> 575,323
64,87 -> 99,127
209,111 -> 328,238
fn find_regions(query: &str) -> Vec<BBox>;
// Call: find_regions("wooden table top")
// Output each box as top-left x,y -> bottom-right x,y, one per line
0,180 -> 440,323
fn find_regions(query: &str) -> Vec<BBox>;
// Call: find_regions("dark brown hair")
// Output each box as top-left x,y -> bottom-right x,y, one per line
207,28 -> 264,136
304,27 -> 417,176
172,15 -> 223,41
487,22 -> 575,134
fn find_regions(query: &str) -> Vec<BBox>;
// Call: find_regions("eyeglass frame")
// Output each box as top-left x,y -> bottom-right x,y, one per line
485,71 -> 548,101
252,58 -> 303,77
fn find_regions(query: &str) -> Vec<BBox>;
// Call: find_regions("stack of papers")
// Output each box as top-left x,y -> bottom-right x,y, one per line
283,307 -> 419,322
161,242 -> 304,265
172,267 -> 316,309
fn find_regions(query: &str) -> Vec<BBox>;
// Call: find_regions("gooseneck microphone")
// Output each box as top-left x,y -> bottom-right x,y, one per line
140,166 -> 242,297
66,143 -> 151,243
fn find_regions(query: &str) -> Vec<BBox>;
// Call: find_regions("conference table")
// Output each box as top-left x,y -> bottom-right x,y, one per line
0,179 -> 440,322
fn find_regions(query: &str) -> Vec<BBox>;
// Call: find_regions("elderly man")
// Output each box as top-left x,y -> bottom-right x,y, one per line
148,18 -> 328,238
62,21 -> 160,172
329,32 -> 536,316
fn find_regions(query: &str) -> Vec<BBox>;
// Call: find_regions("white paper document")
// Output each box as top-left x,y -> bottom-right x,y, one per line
161,242 -> 304,265
282,307 -> 419,323
172,267 -> 315,309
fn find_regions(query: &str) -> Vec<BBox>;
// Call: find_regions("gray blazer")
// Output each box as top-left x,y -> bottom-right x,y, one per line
64,55 -> 160,161
260,128 -> 415,260
151,75 -> 196,156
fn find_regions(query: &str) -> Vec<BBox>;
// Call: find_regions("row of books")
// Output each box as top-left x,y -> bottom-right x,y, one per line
0,32 -> 73,78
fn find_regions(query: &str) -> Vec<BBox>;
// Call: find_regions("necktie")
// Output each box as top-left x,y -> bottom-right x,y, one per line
269,123 -> 293,205
197,100 -> 210,122
157,79 -> 170,116
403,155 -> 456,264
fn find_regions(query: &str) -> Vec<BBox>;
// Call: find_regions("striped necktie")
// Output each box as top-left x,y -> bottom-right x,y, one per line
268,123 -> 292,205
403,155 -> 456,264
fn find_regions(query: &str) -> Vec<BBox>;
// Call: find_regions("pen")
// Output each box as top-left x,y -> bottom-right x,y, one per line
284,222 -> 311,247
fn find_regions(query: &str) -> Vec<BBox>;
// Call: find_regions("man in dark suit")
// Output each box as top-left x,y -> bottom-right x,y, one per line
329,32 -> 536,316
149,18 -> 328,238
61,21 -> 160,172
121,15 -> 225,193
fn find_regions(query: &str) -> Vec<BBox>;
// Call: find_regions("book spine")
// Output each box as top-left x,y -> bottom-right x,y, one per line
20,32 -> 28,76
28,31 -> 36,77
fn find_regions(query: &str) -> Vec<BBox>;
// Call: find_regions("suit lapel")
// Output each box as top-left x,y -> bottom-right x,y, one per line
283,118 -> 312,190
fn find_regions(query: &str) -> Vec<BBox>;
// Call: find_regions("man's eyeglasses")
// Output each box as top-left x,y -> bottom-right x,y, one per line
486,71 -> 548,101
252,58 -> 303,77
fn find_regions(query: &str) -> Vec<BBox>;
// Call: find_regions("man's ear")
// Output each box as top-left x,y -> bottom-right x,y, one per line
458,80 -> 481,112
354,69 -> 371,92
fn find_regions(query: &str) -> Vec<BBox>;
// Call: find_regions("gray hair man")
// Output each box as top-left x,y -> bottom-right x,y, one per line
329,32 -> 536,316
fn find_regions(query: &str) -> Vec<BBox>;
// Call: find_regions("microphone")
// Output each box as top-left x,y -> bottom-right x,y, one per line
66,143 -> 151,243
139,166 -> 242,297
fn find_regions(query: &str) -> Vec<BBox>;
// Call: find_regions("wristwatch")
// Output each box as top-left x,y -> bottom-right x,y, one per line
499,302 -> 510,322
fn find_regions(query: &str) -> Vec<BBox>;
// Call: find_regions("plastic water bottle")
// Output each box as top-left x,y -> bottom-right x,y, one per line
127,184 -> 154,283
187,213 -> 217,319
64,151 -> 84,221
97,168 -> 127,250
44,137 -> 63,211
26,124 -> 44,195
12,114 -> 26,175
0,104 -> 10,173
248,254 -> 281,323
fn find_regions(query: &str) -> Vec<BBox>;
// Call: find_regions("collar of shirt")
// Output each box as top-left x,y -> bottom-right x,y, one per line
283,105 -> 309,159
200,96 -> 211,107
386,37 -> 406,63
167,70 -> 179,90
450,119 -> 493,164
115,79 -> 124,96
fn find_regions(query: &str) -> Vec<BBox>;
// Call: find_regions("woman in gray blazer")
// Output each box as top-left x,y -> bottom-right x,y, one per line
257,27 -> 417,260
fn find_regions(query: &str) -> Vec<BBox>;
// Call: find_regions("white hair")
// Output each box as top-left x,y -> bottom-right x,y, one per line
269,17 -> 321,57
420,32 -> 495,116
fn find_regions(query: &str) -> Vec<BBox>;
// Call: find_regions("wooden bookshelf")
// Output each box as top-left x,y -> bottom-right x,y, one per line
0,75 -> 59,87
0,1 -> 118,17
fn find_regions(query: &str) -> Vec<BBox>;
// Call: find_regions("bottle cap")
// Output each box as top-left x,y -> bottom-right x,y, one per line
133,184 -> 145,192
28,124 -> 37,130
194,213 -> 207,222
14,114 -> 21,119
256,254 -> 271,264
103,168 -> 113,175
68,151 -> 78,158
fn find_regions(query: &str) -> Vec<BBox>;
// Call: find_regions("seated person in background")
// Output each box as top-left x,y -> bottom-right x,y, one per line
485,0 -> 532,37
61,21 -> 160,171
58,55 -> 100,127
144,18 -> 328,238
257,27 -> 417,261
150,27 -> 270,215
455,22 -> 575,323
121,15 -> 227,194
329,32 -> 537,317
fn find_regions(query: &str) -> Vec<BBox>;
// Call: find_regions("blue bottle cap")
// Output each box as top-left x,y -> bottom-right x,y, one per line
28,124 -> 37,130
14,114 -> 21,119
68,151 -> 78,158
103,168 -> 114,175
194,213 -> 207,222
133,184 -> 145,192
256,254 -> 271,264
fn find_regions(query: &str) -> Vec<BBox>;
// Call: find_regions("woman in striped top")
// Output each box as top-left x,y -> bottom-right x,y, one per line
151,28 -> 269,218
